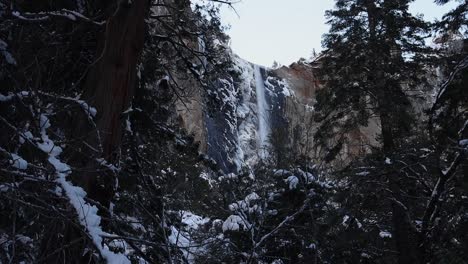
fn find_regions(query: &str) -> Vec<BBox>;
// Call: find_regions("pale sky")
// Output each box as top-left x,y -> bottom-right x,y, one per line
220,0 -> 458,66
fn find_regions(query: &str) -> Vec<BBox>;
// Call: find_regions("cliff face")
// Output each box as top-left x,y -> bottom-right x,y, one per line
275,60 -> 381,163
176,51 -> 382,172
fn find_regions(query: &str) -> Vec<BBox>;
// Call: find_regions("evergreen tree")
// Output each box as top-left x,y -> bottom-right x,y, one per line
315,0 -> 431,262
434,0 -> 467,37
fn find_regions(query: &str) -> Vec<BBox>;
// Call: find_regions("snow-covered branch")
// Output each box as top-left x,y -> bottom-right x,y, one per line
11,9 -> 105,26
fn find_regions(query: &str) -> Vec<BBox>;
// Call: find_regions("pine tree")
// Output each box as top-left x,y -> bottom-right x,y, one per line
315,0 -> 430,262
434,0 -> 467,36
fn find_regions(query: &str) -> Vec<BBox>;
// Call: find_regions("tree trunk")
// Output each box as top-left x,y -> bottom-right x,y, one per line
40,1 -> 149,261
79,0 -> 148,207
378,97 -> 419,264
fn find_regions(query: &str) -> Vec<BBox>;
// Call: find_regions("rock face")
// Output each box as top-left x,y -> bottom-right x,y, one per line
176,52 -> 380,172
273,59 -> 380,165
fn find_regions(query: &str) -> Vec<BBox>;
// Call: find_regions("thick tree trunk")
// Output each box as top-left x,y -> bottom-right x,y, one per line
79,0 -> 148,207
40,1 -> 149,262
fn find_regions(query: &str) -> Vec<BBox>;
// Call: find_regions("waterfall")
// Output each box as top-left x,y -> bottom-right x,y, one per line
197,32 -> 207,69
254,65 -> 270,158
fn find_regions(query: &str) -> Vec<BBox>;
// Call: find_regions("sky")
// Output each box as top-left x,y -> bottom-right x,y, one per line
220,0 -> 458,66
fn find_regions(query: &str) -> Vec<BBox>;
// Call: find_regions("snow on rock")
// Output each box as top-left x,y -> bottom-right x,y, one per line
232,55 -> 259,167
265,76 -> 293,97
10,153 -> 28,170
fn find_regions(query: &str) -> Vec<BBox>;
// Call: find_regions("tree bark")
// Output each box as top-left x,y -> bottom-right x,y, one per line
40,1 -> 149,262
79,0 -> 148,207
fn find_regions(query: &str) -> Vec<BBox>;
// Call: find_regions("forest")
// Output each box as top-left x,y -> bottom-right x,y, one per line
0,0 -> 467,263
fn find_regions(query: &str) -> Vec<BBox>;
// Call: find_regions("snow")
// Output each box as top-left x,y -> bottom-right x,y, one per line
77,99 -> 97,117
285,176 -> 299,190
0,39 -> 17,65
273,169 -> 291,177
125,119 -> 132,134
97,158 -> 120,173
23,131 -> 33,139
222,215 -> 246,232
236,104 -> 250,119
379,231 -> 392,238
219,173 -> 238,181
307,243 -> 316,250
228,192 -> 262,214
10,153 -> 28,170
254,65 -> 271,159
459,139 -> 468,147
180,211 -> 210,230
198,35 -> 207,68
12,10 -> 48,21
271,260 -> 285,264
342,215 -> 350,226
296,169 -> 315,183
0,91 -> 30,102
231,55 -> 261,167
282,85 -> 292,97
0,93 -> 13,102
0,185 -> 10,192
266,76 -> 293,97
16,234 -> 33,245
36,113 -> 130,264
356,171 -> 370,176
169,211 -> 210,263
356,219 -> 363,229
168,225 -> 191,249
245,192 -> 260,203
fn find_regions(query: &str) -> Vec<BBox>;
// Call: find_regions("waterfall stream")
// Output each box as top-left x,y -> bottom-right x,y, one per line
254,65 -> 270,158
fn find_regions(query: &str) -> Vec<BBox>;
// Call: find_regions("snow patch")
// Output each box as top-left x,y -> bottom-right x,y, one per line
285,176 -> 299,190
10,153 -> 28,170
181,211 -> 210,230
222,215 -> 246,232
356,171 -> 370,176
459,139 -> 468,147
38,113 -> 129,264
379,231 -> 392,238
